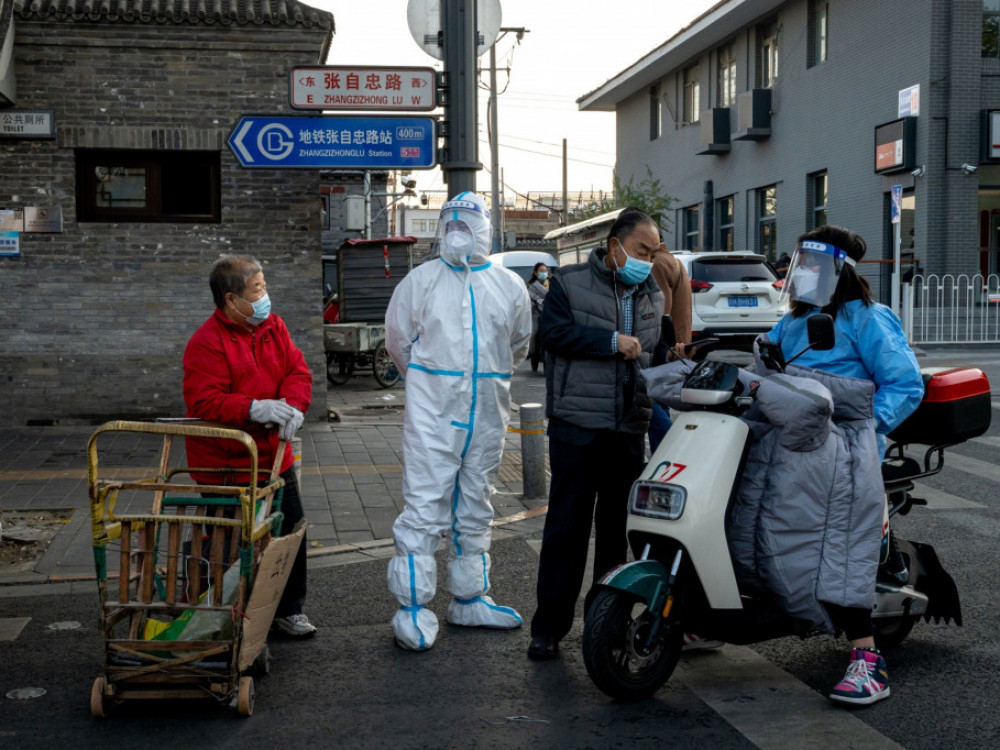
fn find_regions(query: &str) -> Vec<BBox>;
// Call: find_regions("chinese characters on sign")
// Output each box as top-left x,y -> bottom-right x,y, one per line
0,111 -> 56,139
228,116 -> 437,169
289,67 -> 437,111
0,232 -> 20,257
898,85 -> 920,118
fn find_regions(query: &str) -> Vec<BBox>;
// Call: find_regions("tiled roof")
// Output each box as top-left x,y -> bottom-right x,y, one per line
11,0 -> 333,28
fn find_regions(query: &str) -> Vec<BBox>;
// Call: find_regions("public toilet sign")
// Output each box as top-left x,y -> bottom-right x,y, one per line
0,110 -> 55,139
228,115 -> 437,169
289,66 -> 437,111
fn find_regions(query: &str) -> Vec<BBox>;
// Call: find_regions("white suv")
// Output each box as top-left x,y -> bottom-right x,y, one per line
673,250 -> 788,350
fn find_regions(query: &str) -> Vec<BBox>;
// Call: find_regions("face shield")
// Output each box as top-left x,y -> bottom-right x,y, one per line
779,240 -> 855,308
433,192 -> 492,267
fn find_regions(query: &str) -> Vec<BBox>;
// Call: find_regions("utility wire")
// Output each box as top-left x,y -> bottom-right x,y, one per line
479,139 -> 614,168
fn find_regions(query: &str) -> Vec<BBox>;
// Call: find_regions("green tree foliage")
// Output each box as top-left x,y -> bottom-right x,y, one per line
568,167 -> 676,227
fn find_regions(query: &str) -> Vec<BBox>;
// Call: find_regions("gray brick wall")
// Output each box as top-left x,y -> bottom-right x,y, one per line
614,0 -> 1000,299
0,19 -> 331,425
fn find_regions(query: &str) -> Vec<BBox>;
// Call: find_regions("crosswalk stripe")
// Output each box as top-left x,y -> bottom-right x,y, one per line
0,617 -> 31,641
933,451 -> 1000,485
910,481 -> 985,509
675,648 -> 903,750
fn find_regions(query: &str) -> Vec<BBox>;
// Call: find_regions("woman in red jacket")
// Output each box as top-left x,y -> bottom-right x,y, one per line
183,254 -> 315,637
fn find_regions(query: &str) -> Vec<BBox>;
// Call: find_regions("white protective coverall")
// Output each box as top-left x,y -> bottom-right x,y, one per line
385,191 -> 533,650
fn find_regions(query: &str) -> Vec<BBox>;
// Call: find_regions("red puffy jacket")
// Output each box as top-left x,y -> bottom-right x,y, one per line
183,309 -> 312,484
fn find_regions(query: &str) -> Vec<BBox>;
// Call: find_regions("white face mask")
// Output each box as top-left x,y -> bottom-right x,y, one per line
791,267 -> 821,303
446,231 -> 475,260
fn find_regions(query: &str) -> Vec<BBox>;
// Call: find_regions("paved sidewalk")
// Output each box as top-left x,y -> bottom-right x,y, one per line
0,375 -> 549,591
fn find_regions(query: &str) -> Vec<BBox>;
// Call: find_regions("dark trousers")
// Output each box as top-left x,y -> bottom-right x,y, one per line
275,467 -> 308,617
824,603 -> 874,642
530,432 -> 645,641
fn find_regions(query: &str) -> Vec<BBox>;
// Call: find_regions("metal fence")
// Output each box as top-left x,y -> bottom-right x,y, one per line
903,273 -> 1000,344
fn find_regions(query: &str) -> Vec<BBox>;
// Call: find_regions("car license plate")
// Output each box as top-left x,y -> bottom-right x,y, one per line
728,296 -> 758,308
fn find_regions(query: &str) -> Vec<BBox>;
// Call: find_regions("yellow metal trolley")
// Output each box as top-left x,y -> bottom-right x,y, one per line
86,420 -> 303,717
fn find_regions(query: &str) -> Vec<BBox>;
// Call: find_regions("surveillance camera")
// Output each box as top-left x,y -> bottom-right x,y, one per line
961,163 -> 978,175
399,176 -> 417,190
911,165 -> 925,178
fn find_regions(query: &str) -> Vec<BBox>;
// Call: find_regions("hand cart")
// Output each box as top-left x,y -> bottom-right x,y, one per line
87,420 -> 304,717
325,322 -> 399,388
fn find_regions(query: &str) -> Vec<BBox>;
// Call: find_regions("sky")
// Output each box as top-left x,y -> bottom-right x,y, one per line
309,0 -> 719,201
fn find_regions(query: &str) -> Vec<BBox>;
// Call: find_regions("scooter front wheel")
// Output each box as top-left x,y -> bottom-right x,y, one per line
583,588 -> 683,701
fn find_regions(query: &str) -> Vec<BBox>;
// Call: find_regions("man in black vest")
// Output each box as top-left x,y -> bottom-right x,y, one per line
528,207 -> 665,660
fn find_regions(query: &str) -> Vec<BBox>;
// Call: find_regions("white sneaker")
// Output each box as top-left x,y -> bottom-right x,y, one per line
446,595 -> 522,629
273,613 -> 317,637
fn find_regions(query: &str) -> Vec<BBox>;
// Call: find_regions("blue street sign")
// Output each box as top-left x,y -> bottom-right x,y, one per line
890,184 -> 902,224
227,115 -> 437,169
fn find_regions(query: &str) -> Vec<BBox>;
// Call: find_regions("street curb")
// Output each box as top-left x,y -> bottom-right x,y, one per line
0,503 -> 550,595
303,503 -> 548,558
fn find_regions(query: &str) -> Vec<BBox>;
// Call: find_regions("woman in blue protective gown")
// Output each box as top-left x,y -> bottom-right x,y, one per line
766,225 -> 923,707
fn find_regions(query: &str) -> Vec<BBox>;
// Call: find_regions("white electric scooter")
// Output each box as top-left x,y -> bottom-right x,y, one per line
582,315 -> 985,701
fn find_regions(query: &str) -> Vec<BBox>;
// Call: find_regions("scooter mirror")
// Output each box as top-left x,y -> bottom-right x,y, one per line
807,313 -> 836,351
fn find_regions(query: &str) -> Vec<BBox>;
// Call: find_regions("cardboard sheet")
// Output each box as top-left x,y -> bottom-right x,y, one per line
238,520 -> 305,671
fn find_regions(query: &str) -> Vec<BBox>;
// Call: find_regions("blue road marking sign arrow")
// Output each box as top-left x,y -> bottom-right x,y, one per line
227,115 -> 437,169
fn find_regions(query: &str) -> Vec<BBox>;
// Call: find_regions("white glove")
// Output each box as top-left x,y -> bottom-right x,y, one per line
249,399 -> 295,427
279,406 -> 304,441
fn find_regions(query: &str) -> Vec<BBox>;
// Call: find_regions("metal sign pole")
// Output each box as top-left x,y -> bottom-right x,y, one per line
442,0 -> 481,196
890,184 -> 902,315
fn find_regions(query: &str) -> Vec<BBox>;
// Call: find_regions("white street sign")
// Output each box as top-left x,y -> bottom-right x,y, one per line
289,66 -> 437,111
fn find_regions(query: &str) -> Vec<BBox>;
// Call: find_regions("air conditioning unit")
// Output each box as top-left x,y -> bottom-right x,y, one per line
734,89 -> 772,141
697,108 -> 731,155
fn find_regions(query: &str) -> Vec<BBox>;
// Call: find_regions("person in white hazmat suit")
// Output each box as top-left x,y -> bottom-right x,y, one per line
384,191 -> 533,651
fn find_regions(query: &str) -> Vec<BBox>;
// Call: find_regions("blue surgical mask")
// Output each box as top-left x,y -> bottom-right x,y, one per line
614,239 -> 653,285
238,292 -> 271,326
537,272 -> 548,281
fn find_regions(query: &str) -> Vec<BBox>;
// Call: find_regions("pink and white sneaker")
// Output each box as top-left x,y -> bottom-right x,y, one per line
829,648 -> 891,706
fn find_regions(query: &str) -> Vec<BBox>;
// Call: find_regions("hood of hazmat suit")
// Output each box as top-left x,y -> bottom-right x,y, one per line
433,192 -> 493,268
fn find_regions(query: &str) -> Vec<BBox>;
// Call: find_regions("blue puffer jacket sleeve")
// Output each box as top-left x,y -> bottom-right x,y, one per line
854,304 -> 923,435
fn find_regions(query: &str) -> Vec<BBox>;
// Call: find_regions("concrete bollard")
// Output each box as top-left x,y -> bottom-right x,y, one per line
519,403 -> 546,499
291,436 -> 303,489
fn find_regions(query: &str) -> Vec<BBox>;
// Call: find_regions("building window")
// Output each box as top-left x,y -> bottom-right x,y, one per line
757,185 -> 777,261
809,2 -> 828,66
758,20 -> 779,88
321,195 -> 331,231
76,149 -> 220,222
412,218 -> 438,233
985,0 -> 1000,57
650,84 -> 662,140
717,196 -> 734,252
810,172 -> 828,229
717,43 -> 737,107
683,205 -> 700,250
683,65 -> 701,124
